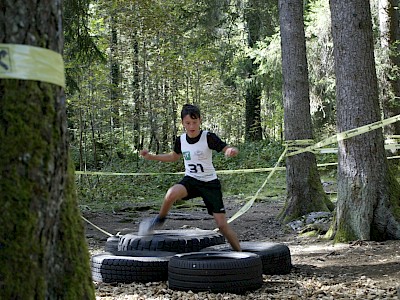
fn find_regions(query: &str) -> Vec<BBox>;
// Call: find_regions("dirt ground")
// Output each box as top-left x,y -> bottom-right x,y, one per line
84,197 -> 400,299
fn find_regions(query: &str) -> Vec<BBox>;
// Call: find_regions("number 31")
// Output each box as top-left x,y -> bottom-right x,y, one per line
188,163 -> 204,173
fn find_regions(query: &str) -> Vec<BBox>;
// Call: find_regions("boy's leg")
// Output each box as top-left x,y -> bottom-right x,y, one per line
139,184 -> 188,235
159,184 -> 188,217
213,213 -> 241,251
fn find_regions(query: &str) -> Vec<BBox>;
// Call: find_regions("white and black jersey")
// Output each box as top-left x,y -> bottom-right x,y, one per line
174,130 -> 226,182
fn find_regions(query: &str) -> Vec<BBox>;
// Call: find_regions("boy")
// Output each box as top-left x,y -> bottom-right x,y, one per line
139,104 -> 241,251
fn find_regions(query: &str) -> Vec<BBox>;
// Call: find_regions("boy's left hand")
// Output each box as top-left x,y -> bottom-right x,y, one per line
225,147 -> 238,157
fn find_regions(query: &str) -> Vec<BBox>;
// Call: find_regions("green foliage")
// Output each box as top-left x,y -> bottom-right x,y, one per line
304,0 -> 336,138
64,0 -> 106,93
64,0 -> 285,163
64,1 -> 400,239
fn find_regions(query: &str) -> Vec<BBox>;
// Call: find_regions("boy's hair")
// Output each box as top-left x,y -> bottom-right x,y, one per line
181,104 -> 201,120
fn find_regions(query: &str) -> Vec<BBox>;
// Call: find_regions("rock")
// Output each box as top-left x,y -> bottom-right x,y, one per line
287,211 -> 332,234
305,212 -> 332,225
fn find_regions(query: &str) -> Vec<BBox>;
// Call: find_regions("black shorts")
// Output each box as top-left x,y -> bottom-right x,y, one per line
178,176 -> 225,215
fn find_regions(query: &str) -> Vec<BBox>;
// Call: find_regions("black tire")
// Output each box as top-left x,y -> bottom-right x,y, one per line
201,241 -> 292,275
118,229 -> 225,253
104,235 -> 120,253
168,251 -> 263,294
91,251 -> 176,283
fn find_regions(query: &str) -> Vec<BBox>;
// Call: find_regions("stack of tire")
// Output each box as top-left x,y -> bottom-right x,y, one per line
91,229 -> 292,294
91,229 -> 226,284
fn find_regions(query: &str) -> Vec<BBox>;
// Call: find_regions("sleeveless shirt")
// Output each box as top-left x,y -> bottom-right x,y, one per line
180,130 -> 217,182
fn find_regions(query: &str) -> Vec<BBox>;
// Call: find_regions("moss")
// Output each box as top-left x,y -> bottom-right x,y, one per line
299,230 -> 319,237
0,80 -> 94,299
369,168 -> 400,241
324,212 -> 336,240
279,160 -> 332,223
333,222 -> 358,243
388,169 -> 400,221
308,163 -> 334,211
0,81 -> 50,299
54,159 -> 95,299
324,227 -> 335,240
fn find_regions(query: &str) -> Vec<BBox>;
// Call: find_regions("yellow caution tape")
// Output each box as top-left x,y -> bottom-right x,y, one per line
0,44 -> 65,87
74,115 -> 400,177
309,143 -> 400,154
74,143 -> 400,177
75,170 -> 185,176
74,167 -> 289,176
81,215 -> 113,237
285,139 -> 318,153
286,114 -> 400,157
226,146 -> 288,224
226,114 -> 400,225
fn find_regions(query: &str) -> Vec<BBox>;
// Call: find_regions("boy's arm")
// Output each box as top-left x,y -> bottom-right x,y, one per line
223,146 -> 239,157
140,149 -> 181,162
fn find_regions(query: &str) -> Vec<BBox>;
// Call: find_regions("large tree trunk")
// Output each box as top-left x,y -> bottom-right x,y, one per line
378,0 -> 400,137
0,1 -> 95,299
278,0 -> 332,223
329,0 -> 400,241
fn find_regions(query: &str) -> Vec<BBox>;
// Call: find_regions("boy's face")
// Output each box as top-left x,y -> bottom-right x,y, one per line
182,115 -> 201,138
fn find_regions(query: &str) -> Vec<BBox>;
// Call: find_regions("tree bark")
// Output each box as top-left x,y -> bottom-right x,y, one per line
329,0 -> 400,241
132,33 -> 142,154
278,0 -> 332,223
110,15 -> 120,129
378,0 -> 400,137
0,1 -> 95,299
244,0 -> 263,142
245,81 -> 263,141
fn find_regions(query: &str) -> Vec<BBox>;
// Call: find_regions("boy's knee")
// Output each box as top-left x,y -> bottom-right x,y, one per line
164,189 -> 179,204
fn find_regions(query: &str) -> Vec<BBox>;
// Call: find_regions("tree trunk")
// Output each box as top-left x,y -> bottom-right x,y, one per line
378,0 -> 400,137
329,0 -> 400,241
132,33 -> 142,155
161,79 -> 170,152
110,15 -> 120,129
279,0 -> 332,222
245,81 -> 263,141
0,1 -> 95,299
244,0 -> 263,142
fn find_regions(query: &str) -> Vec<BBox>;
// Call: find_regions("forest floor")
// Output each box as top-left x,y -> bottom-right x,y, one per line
84,196 -> 400,300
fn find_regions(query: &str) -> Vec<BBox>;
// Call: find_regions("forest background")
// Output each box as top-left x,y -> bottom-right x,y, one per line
65,0 -> 397,211
4,1 -> 400,298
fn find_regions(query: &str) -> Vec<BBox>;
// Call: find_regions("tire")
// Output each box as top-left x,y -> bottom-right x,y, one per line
104,235 -> 120,253
168,251 -> 263,294
91,251 -> 176,283
118,229 -> 225,253
201,241 -> 292,275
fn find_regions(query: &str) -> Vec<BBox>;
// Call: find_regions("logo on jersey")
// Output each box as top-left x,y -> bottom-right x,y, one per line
194,150 -> 206,160
183,151 -> 191,160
